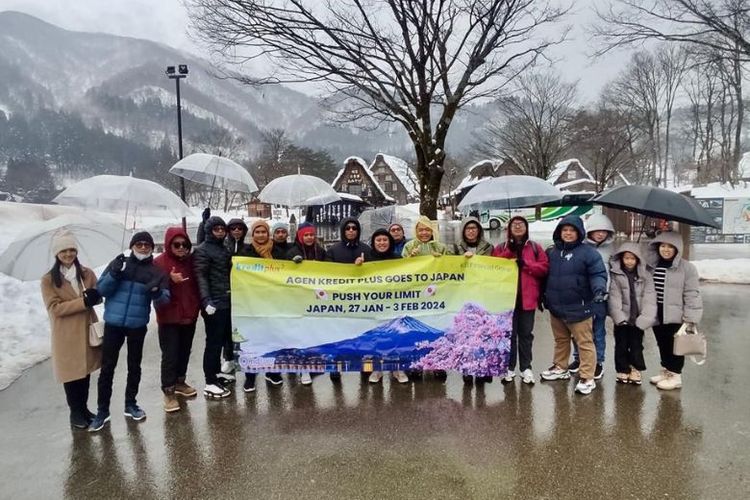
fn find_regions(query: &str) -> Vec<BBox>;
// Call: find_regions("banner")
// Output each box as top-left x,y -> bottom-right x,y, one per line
231,255 -> 518,376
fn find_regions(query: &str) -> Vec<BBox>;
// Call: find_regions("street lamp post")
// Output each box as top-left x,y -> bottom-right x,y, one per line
166,64 -> 188,229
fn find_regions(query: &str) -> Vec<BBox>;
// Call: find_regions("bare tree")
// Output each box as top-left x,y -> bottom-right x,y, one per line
187,0 -> 569,217
475,71 -> 577,179
657,45 -> 690,184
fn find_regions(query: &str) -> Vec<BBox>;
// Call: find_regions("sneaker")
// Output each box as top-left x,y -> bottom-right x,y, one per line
656,371 -> 682,391
175,380 -> 197,397
521,369 -> 535,385
568,360 -> 580,373
392,371 -> 409,384
88,410 -> 110,432
204,384 -> 231,398
70,412 -> 89,430
265,373 -> 284,386
462,375 -> 474,385
243,374 -> 256,393
629,369 -> 642,385
616,373 -> 630,384
368,371 -> 383,383
84,408 -> 96,425
501,370 -> 515,384
124,403 -> 146,421
575,379 -> 596,395
541,365 -> 570,381
594,363 -> 604,380
300,373 -> 313,386
217,371 -> 236,382
650,368 -> 668,385
163,392 -> 180,413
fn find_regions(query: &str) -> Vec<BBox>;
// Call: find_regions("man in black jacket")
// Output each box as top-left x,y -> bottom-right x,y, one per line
325,217 -> 372,264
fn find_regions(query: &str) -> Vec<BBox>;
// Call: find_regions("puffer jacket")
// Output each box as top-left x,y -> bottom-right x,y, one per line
224,218 -> 249,256
646,231 -> 703,324
326,217 -> 372,263
97,254 -> 170,329
608,242 -> 658,331
194,216 -> 232,310
153,227 -> 201,325
544,215 -> 608,323
453,216 -> 493,255
585,213 -> 616,288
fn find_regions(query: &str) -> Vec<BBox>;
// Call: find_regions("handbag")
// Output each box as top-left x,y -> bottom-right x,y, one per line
89,321 -> 104,347
673,323 -> 706,365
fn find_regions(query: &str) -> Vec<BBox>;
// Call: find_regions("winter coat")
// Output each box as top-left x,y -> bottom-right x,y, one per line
492,217 -> 549,311
370,229 -> 402,261
41,266 -> 102,383
402,216 -> 448,257
585,213 -> 616,287
224,218 -> 249,256
97,254 -> 170,329
392,238 -> 408,257
326,217 -> 373,263
608,242 -> 658,331
543,215 -> 608,323
194,216 -> 233,310
646,231 -> 703,324
153,227 -> 201,325
453,217 -> 493,256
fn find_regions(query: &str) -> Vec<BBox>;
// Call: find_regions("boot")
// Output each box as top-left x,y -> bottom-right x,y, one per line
656,371 -> 682,390
175,377 -> 197,397
163,387 -> 180,413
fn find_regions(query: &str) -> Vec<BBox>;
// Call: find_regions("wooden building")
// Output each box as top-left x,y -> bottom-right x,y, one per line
331,156 -> 395,207
368,153 -> 419,205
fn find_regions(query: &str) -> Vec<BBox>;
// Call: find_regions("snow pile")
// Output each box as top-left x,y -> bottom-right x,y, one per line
693,259 -> 750,284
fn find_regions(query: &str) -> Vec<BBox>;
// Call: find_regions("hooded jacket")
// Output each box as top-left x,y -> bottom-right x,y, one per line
402,216 -> 448,257
543,215 -> 608,323
608,242 -> 658,331
225,218 -> 249,256
646,231 -> 703,324
492,216 -> 549,311
153,227 -> 201,325
584,213 -> 616,288
370,229 -> 401,261
325,217 -> 372,263
452,217 -> 493,256
193,216 -> 232,310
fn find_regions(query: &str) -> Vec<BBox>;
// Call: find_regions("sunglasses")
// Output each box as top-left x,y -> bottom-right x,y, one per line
171,241 -> 191,249
212,226 -> 227,232
345,225 -> 358,230
229,226 -> 244,231
133,241 -> 153,249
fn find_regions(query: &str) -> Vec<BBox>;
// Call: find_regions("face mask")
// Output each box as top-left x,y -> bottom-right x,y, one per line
133,250 -> 152,261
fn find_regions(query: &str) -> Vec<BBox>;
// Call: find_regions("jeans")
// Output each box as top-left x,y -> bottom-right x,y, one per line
203,308 -> 231,385
573,301 -> 607,363
97,324 -> 147,412
508,309 -> 535,372
158,322 -> 196,390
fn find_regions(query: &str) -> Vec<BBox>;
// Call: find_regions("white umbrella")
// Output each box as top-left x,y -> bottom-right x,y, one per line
258,174 -> 340,207
53,175 -> 193,218
169,153 -> 258,193
0,214 -> 126,281
458,175 -> 563,211
358,205 -> 421,240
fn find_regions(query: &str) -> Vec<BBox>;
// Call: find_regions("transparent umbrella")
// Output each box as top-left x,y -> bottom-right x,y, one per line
169,153 -> 258,193
0,213 -> 126,281
258,174 -> 340,207
458,175 -> 563,211
358,205 -> 421,240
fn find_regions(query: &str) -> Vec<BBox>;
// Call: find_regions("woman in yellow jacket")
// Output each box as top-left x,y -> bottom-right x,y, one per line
40,230 -> 103,430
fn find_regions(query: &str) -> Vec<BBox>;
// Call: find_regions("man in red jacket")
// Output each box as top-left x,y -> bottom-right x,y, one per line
493,216 -> 549,385
154,227 -> 202,413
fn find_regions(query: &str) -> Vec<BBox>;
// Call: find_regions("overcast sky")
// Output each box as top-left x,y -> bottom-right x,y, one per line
0,0 -> 623,102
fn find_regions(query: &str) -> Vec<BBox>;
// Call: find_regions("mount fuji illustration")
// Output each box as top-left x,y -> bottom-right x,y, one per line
261,316 -> 443,364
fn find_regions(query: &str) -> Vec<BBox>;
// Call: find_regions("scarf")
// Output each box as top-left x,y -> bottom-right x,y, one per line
62,265 -> 80,296
250,220 -> 274,259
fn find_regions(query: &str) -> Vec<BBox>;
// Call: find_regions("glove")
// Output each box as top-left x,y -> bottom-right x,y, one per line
107,254 -> 126,278
202,207 -> 211,222
205,304 -> 217,315
82,288 -> 102,307
516,257 -> 525,269
292,255 -> 303,264
593,293 -> 608,303
144,274 -> 166,293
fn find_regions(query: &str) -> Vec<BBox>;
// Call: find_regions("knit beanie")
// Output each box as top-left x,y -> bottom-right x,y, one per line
129,231 -> 155,249
50,229 -> 78,257
271,221 -> 289,233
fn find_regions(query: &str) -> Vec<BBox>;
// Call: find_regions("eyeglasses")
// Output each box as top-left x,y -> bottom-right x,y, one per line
229,226 -> 244,232
171,241 -> 191,249
345,225 -> 358,231
133,242 -> 153,249
510,222 -> 525,227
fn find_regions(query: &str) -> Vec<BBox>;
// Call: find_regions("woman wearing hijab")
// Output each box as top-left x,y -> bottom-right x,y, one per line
41,230 -> 103,430
288,222 -> 327,262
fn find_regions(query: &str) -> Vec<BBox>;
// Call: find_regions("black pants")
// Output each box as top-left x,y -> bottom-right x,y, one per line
158,322 -> 197,390
203,308 -> 231,385
97,324 -> 147,412
63,375 -> 91,418
508,309 -> 535,371
613,324 -> 646,373
653,323 -> 685,374
222,305 -> 234,363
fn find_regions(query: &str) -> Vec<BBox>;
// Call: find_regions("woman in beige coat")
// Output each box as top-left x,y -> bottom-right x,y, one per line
40,230 -> 103,429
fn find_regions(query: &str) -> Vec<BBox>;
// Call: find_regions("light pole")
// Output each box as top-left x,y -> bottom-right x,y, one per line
166,64 -> 188,228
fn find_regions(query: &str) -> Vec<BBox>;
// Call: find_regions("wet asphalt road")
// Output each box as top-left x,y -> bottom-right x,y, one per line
1,284 -> 748,499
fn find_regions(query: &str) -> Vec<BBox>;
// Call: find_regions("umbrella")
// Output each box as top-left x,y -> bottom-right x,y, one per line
0,214 -> 126,281
358,205 -> 421,240
458,175 -> 563,211
592,185 -> 720,228
53,175 -> 193,218
169,153 -> 258,193
258,174 -> 340,207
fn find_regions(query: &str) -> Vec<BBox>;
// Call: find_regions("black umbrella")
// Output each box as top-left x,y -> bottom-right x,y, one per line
592,185 -> 721,228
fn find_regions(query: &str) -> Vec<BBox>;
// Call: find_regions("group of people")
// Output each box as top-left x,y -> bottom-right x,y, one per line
41,209 -> 702,432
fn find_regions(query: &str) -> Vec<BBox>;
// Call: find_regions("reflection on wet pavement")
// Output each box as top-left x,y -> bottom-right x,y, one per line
1,285 -> 748,498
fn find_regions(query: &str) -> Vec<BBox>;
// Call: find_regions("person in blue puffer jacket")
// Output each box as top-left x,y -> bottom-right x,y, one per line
89,231 -> 170,432
540,216 -> 608,396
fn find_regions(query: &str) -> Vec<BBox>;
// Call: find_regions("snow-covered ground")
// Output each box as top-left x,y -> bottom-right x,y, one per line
0,203 -> 749,390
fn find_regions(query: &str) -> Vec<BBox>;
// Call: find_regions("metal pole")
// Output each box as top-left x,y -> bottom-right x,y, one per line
176,77 -> 187,231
